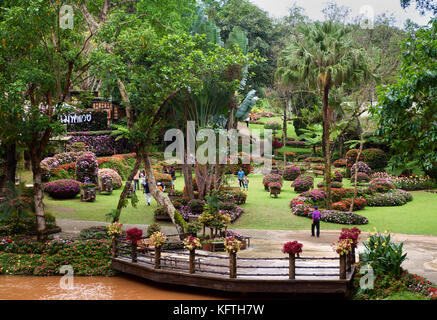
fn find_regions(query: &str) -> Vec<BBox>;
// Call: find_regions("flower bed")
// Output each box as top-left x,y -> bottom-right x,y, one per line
332,198 -> 367,212
43,179 -> 81,199
369,178 -> 396,193
292,206 -> 368,225
366,190 -> 413,207
0,237 -> 114,276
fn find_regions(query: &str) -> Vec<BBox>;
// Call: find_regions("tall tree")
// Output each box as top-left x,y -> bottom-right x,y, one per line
371,18 -> 437,176
276,21 -> 370,209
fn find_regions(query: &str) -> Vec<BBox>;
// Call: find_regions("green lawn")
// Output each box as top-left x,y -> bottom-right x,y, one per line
249,116 -> 298,140
43,173 -> 437,236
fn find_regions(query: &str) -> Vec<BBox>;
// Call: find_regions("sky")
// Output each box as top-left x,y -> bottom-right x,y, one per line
249,0 -> 433,28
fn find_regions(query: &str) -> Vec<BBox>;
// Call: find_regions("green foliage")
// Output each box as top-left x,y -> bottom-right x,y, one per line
371,19 -> 437,172
174,210 -> 188,232
146,223 -> 161,237
361,232 -> 407,278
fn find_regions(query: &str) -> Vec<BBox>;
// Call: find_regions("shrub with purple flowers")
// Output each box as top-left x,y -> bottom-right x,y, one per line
282,166 -> 301,181
351,161 -> 371,176
263,174 -> 283,190
43,179 -> 81,199
291,175 -> 314,193
75,153 -> 98,183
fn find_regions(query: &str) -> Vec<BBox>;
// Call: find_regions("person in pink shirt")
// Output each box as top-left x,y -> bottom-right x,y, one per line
133,170 -> 140,191
312,205 -> 321,238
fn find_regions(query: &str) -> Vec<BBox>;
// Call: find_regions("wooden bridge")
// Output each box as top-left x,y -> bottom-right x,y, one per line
111,236 -> 356,296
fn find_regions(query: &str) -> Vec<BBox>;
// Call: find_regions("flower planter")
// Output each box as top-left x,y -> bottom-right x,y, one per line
269,188 -> 281,198
201,239 -> 246,252
80,187 -> 96,202
99,176 -> 113,194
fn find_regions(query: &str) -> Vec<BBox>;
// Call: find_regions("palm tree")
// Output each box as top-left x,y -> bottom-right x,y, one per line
276,21 -> 370,209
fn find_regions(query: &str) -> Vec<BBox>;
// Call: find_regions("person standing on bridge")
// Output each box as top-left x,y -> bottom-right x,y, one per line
311,205 -> 321,238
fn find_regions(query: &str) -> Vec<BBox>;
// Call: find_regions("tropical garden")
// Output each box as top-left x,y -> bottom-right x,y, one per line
0,0 -> 436,300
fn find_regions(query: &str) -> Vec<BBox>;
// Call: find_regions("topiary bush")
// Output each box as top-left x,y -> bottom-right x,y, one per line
98,156 -> 130,179
263,174 -> 283,190
345,149 -> 364,176
75,153 -> 98,184
282,166 -> 301,181
351,161 -> 371,176
291,175 -> 314,193
43,179 -> 81,199
363,148 -> 387,170
354,172 -> 370,183
333,170 -> 343,182
98,168 -> 122,189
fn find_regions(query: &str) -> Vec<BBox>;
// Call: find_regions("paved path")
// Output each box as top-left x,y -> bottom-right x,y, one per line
56,218 -> 437,284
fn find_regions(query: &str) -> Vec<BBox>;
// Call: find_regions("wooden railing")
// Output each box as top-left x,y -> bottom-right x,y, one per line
113,236 -> 355,280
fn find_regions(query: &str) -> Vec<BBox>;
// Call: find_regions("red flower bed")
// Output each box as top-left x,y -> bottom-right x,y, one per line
332,198 -> 367,211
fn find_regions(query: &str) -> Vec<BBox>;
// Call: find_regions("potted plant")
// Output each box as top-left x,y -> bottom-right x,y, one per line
99,174 -> 113,194
224,236 -> 242,278
108,222 -> 123,257
126,227 -> 143,262
80,181 -> 97,202
183,236 -> 202,274
282,241 -> 303,279
268,182 -> 282,198
149,231 -> 167,269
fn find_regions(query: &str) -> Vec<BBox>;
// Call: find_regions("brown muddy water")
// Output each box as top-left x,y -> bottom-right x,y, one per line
0,275 -> 228,300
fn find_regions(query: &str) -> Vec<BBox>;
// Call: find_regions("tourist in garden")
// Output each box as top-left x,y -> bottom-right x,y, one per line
139,171 -> 145,192
237,168 -> 245,189
133,170 -> 140,191
170,166 -> 176,191
143,179 -> 151,206
312,205 -> 321,238
243,175 -> 249,191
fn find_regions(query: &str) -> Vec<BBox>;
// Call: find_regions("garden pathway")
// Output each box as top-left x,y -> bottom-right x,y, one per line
55,218 -> 437,284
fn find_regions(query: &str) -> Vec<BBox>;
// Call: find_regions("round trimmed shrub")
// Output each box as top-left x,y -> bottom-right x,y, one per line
355,172 -> 370,183
363,148 -> 387,170
333,159 -> 346,167
333,170 -> 343,182
351,161 -> 371,176
44,179 -> 81,199
98,168 -> 122,189
282,166 -> 301,181
263,174 -> 283,190
75,153 -> 98,183
291,175 -> 314,193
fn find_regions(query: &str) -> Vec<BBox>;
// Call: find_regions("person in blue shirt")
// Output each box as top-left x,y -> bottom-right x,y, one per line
237,168 -> 245,189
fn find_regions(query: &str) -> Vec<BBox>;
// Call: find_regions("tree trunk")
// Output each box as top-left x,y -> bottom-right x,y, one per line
30,149 -> 47,242
143,152 -> 181,232
350,132 -> 364,212
183,163 -> 195,199
113,149 -> 142,222
323,86 -> 332,210
6,143 -> 17,186
283,106 -> 287,167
